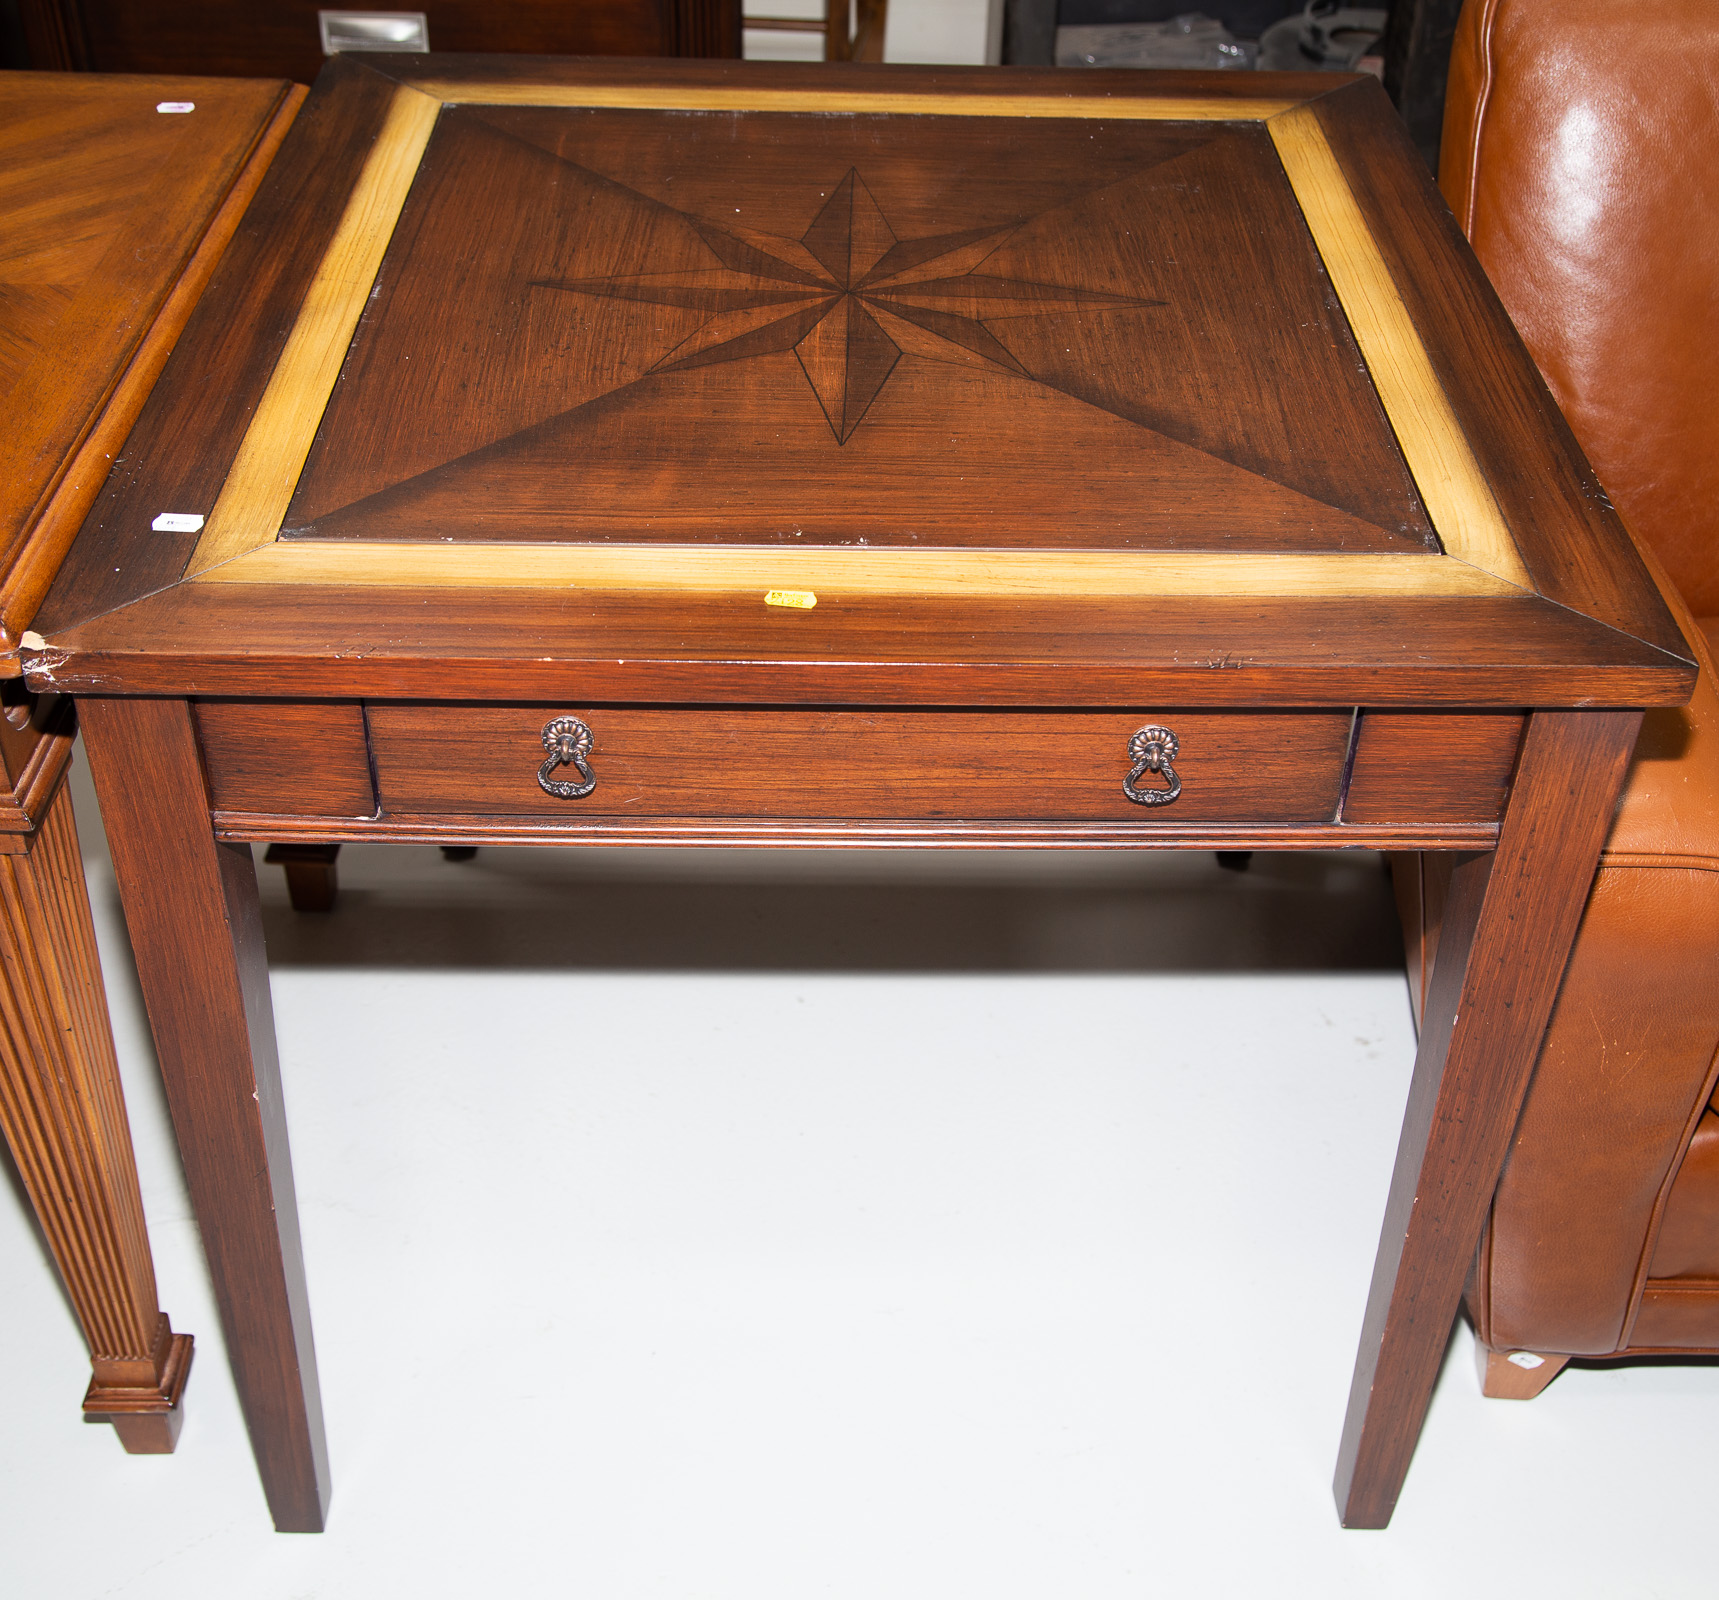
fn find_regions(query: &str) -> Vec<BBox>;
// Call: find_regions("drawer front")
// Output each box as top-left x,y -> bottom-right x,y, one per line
1344,711 -> 1525,824
196,700 -> 376,817
367,706 -> 1353,823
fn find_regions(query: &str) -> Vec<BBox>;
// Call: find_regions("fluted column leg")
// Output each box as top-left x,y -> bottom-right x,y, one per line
0,773 -> 192,1451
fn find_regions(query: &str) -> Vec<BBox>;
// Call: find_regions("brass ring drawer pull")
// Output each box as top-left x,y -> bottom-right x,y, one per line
538,716 -> 596,798
1123,724 -> 1181,806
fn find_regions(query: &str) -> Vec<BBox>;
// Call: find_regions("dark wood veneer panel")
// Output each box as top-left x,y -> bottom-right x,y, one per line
1345,711 -> 1525,823
367,706 -> 1353,822
285,107 -> 1428,552
194,701 -> 375,817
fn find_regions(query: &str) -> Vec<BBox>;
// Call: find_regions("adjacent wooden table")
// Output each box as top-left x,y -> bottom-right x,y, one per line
0,69 -> 299,1450
26,56 -> 1695,1528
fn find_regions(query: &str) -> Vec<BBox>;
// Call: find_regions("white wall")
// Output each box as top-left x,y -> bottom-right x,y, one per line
883,0 -> 997,63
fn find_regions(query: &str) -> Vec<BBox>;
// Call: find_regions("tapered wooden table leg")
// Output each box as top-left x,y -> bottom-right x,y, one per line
1335,709 -> 1643,1528
0,769 -> 193,1450
79,698 -> 330,1533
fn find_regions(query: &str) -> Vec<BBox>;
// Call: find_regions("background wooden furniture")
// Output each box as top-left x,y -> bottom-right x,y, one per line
17,0 -> 743,77
28,56 -> 1693,1531
1393,0 -> 1719,1399
0,70 -> 301,1448
744,0 -> 887,62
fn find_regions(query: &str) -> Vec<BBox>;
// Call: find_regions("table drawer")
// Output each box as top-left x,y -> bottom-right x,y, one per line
365,707 -> 1354,824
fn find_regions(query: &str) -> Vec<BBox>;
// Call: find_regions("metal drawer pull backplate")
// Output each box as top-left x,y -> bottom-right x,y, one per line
1123,724 -> 1181,806
538,716 -> 596,798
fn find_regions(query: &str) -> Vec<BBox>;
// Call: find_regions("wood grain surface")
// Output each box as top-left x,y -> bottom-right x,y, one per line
193,700 -> 375,816
416,81 -> 1301,119
27,61 -> 1693,712
1334,709 -> 1642,1527
203,546 -> 1510,598
80,698 -> 330,1531
0,69 -> 306,1460
0,785 -> 186,1408
39,56 -> 406,624
2,83 -> 304,644
365,705 -> 1354,822
0,72 -> 299,656
0,692 -> 75,838
257,102 -> 1429,557
190,85 -> 440,574
24,584 -> 1692,708
1267,105 -> 1530,587
211,813 -> 1505,851
1344,711 -> 1525,824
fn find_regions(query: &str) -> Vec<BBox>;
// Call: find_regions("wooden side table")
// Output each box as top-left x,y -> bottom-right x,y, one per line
27,57 -> 1696,1526
0,69 -> 300,1450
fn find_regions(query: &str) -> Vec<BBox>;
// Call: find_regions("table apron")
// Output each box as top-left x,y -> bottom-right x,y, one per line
192,699 -> 1526,848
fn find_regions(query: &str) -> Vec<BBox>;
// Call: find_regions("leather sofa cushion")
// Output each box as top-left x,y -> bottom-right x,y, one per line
1606,598 -> 1719,865
1484,855 -> 1719,1353
1629,1283 -> 1719,1351
1441,0 -> 1719,616
1647,1112 -> 1719,1280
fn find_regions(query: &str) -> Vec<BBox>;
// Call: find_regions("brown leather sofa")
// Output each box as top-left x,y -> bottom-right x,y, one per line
1392,0 -> 1719,1398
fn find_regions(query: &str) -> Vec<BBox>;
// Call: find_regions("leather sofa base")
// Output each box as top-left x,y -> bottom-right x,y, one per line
1628,1282 -> 1719,1349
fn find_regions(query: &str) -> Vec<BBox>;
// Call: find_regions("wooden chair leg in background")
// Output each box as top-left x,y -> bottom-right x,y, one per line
0,768 -> 192,1451
1474,1338 -> 1569,1400
264,842 -> 340,911
267,842 -> 476,910
743,0 -> 887,61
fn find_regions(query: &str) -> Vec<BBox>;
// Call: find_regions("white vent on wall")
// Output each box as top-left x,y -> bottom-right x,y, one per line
318,11 -> 430,54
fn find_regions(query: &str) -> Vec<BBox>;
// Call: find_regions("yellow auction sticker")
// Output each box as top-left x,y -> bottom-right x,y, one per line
764,589 -> 817,609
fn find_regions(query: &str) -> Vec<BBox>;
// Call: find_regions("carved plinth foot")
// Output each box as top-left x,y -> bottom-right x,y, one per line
0,770 -> 193,1451
84,1312 -> 195,1452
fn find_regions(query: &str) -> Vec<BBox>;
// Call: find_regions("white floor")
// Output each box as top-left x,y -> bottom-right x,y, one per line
2,747 -> 1716,1597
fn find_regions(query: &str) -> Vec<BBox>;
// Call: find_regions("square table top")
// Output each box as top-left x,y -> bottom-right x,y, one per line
27,56 -> 1695,711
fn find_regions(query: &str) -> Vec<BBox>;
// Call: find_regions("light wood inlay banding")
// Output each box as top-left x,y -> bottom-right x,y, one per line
198,543 -> 1519,598
1267,106 -> 1532,590
414,83 -> 1299,119
186,86 -> 442,577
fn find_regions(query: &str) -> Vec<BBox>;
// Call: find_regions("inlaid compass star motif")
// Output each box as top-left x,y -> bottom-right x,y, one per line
532,170 -> 1162,444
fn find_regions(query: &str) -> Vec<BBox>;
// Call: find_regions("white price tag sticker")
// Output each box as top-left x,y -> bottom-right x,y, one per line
151,512 -> 205,533
156,101 -> 195,114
